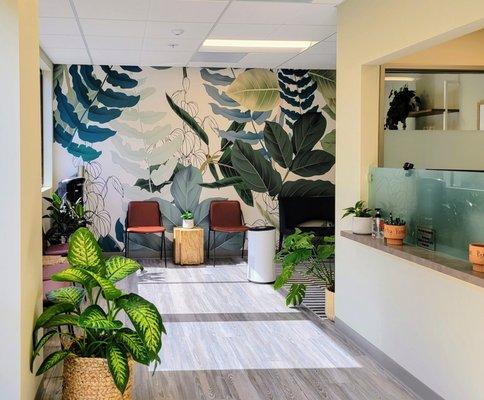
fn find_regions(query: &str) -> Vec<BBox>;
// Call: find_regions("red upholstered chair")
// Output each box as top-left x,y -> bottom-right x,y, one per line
208,200 -> 248,266
125,201 -> 167,267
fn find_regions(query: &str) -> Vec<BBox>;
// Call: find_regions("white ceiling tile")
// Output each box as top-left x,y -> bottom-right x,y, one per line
143,37 -> 203,52
72,0 -> 150,20
280,53 -> 336,69
324,32 -> 337,42
188,61 -> 238,68
269,25 -> 335,41
148,0 -> 228,22
85,36 -> 144,51
145,21 -> 213,39
39,17 -> 80,35
79,19 -> 146,37
220,2 -> 302,24
303,40 -> 336,55
90,49 -> 141,65
40,34 -> 85,49
239,53 -> 298,68
140,51 -> 192,66
43,47 -> 90,64
289,4 -> 337,25
39,0 -> 74,18
209,23 -> 278,40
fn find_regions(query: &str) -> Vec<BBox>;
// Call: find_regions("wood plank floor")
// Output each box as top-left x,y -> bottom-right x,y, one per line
36,258 -> 420,400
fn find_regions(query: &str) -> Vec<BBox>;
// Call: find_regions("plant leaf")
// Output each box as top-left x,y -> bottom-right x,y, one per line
36,351 -> 71,376
166,94 -> 209,145
309,70 -> 336,115
68,227 -> 103,271
105,257 -> 141,283
30,330 -> 57,372
170,165 -> 202,214
116,293 -> 165,356
280,179 -> 335,197
199,176 -> 244,189
101,65 -> 138,89
155,199 -> 183,230
273,265 -> 295,290
263,121 -> 293,168
51,268 -> 96,288
291,112 -> 326,157
225,69 -> 280,111
321,128 -> 335,156
34,303 -> 75,331
290,150 -> 335,177
79,305 -> 123,330
42,314 -> 79,329
107,343 -> 130,393
46,286 -> 85,307
84,271 -> 122,300
231,140 -> 282,196
286,283 -> 306,306
97,88 -> 140,108
116,328 -> 152,365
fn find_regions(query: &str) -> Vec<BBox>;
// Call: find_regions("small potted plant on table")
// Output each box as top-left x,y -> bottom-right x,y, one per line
384,216 -> 407,246
32,227 -> 165,399
273,229 -> 336,321
181,210 -> 194,229
343,200 -> 373,235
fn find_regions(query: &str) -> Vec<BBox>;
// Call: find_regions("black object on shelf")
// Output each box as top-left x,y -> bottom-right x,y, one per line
58,177 -> 85,204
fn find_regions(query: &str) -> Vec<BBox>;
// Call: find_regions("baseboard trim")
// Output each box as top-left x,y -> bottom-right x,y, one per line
335,317 -> 444,400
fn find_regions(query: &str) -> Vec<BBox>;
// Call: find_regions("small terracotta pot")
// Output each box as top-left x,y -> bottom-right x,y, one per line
384,224 -> 406,246
469,244 -> 484,273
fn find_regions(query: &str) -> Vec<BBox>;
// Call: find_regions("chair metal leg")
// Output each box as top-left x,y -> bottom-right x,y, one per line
163,232 -> 167,268
241,231 -> 246,259
213,231 -> 216,267
207,229 -> 211,262
278,232 -> 284,252
125,231 -> 129,258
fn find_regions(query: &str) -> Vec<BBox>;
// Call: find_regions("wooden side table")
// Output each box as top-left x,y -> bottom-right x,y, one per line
173,227 -> 204,265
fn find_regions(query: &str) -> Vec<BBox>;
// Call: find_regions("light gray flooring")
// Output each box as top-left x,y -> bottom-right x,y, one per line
37,258 -> 420,400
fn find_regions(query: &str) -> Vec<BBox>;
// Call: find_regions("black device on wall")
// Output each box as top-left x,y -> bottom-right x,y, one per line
57,177 -> 85,204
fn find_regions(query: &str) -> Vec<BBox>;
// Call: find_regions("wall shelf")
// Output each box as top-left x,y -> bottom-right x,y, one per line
408,108 -> 459,117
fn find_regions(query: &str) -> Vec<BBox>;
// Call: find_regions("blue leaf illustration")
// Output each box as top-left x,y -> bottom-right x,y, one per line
88,106 -> 122,123
115,219 -> 125,242
67,143 -> 102,161
77,123 -> 116,143
54,85 -> 80,129
219,130 -> 263,145
209,103 -> 252,123
120,66 -> 142,73
79,65 -> 102,91
101,65 -> 138,89
203,84 -> 238,107
97,88 -> 140,108
252,111 -> 272,125
54,123 -> 73,148
200,68 -> 234,86
69,66 -> 91,108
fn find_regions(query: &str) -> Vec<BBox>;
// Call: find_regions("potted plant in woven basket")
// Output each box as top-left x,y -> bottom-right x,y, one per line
31,227 -> 165,400
273,229 -> 336,321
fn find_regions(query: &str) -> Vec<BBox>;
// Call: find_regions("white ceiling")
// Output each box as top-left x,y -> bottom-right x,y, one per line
39,0 -> 340,68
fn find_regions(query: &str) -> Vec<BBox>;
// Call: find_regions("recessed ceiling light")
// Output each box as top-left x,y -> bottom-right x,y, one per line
202,39 -> 317,50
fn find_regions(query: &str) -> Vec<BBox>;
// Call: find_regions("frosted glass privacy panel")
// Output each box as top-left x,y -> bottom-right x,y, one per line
368,167 -> 484,260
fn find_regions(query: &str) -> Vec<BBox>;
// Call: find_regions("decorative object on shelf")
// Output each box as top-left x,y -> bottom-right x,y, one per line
181,210 -> 194,229
43,192 -> 89,245
385,85 -> 421,130
469,243 -> 484,272
372,208 -> 384,239
273,229 -> 335,321
384,215 -> 407,246
416,226 -> 436,251
173,227 -> 204,265
32,227 -> 165,399
342,200 -> 373,235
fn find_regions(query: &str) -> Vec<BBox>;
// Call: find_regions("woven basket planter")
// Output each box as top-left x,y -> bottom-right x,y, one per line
62,356 -> 134,400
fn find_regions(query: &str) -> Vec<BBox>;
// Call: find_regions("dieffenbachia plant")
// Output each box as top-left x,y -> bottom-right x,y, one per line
31,227 -> 165,394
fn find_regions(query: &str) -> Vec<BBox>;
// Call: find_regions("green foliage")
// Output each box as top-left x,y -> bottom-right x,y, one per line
32,227 -> 164,395
274,229 -> 335,305
181,210 -> 193,220
342,200 -> 373,218
384,215 -> 406,226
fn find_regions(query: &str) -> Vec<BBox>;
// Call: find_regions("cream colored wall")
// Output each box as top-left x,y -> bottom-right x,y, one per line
336,1 -> 484,399
0,0 -> 42,399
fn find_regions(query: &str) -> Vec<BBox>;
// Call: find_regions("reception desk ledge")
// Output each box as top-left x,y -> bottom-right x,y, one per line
341,230 -> 484,289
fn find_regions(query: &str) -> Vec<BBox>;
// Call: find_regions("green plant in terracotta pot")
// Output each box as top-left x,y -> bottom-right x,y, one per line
32,227 -> 165,399
384,216 -> 406,246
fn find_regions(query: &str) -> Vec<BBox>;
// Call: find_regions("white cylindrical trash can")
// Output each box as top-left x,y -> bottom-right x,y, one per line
247,226 -> 276,283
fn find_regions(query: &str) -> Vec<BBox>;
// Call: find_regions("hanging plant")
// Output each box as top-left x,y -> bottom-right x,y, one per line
385,85 -> 421,130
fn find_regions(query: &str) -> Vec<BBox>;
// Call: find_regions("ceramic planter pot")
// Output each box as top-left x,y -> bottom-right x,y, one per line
469,244 -> 484,272
325,288 -> 335,321
62,356 -> 133,400
352,216 -> 372,235
182,219 -> 194,229
384,224 -> 406,245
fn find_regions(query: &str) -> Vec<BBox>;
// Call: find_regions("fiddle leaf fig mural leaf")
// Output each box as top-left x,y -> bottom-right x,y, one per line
225,69 -> 280,112
154,199 -> 182,230
321,129 -> 336,156
170,165 -> 203,214
166,93 -> 209,145
290,150 -> 335,177
309,70 -> 336,115
291,112 -> 327,157
280,179 -> 335,197
200,176 -> 244,189
231,140 -> 282,196
263,121 -> 293,169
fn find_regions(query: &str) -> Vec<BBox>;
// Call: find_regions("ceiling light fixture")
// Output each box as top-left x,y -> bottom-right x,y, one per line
202,39 -> 317,50
385,76 -> 418,82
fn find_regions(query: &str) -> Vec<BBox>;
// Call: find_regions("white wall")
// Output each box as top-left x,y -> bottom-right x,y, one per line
337,1 -> 484,399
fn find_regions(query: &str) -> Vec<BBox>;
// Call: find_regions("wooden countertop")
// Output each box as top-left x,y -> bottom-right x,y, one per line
341,230 -> 484,289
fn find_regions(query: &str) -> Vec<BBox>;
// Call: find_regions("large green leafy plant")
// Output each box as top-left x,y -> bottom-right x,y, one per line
32,227 -> 165,394
274,229 -> 335,306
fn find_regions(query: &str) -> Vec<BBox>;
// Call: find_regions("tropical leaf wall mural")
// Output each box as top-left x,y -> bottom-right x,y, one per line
53,66 -> 336,253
